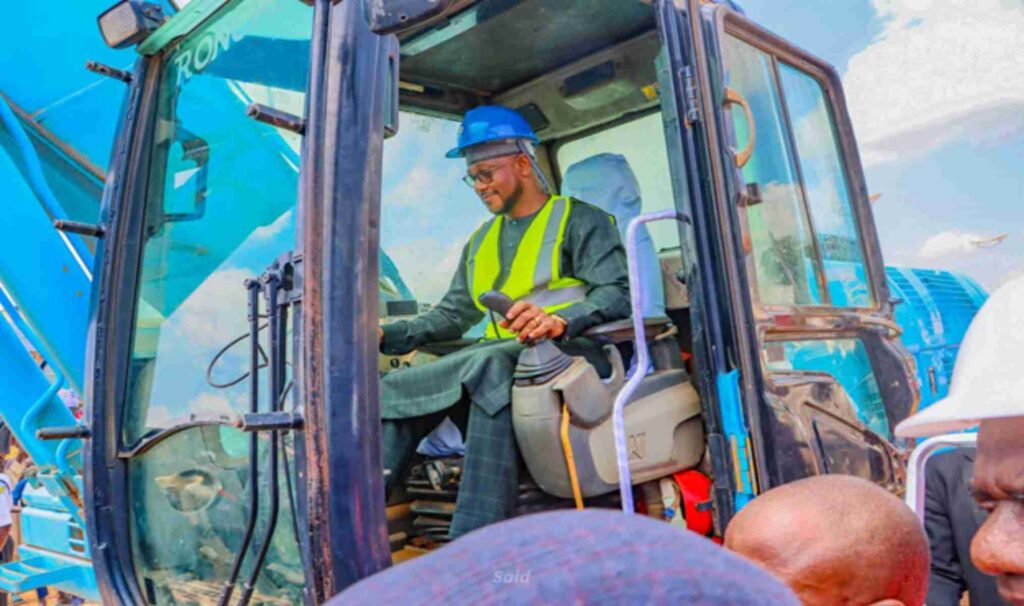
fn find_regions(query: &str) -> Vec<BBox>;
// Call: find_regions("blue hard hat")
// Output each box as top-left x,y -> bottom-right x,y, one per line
445,105 -> 539,159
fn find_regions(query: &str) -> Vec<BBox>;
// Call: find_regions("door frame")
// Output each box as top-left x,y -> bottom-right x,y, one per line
690,2 -> 916,490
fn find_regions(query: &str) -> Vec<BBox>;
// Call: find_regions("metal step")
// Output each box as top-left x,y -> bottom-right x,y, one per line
0,556 -> 81,593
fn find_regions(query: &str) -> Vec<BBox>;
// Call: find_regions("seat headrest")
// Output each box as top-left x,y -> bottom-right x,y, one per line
561,153 -> 642,224
561,152 -> 667,318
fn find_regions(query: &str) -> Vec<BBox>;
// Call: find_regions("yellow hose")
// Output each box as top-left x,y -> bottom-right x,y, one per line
560,404 -> 584,510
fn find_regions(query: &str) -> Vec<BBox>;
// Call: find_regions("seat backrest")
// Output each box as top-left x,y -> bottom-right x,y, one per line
562,153 -> 665,317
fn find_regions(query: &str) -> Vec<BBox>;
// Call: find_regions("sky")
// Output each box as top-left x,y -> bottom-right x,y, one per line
737,0 -> 1024,290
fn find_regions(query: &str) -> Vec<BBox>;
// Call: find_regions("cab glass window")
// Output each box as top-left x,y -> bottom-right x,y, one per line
778,64 -> 871,307
556,113 -> 681,253
122,0 -> 310,602
724,36 -> 821,307
723,34 -> 872,309
379,112 -> 486,325
765,339 -> 889,439
555,113 -> 684,318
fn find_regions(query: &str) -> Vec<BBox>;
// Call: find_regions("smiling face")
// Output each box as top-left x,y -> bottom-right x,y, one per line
466,154 -> 531,215
971,417 -> 1024,605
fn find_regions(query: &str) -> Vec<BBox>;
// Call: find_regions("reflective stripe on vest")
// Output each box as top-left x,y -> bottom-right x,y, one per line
467,196 -> 587,339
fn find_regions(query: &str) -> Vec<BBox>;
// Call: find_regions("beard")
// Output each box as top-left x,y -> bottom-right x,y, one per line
493,180 -> 524,215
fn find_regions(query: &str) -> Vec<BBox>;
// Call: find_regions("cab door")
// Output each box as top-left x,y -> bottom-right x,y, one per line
652,0 -> 758,528
657,0 -> 917,503
85,1 -> 317,603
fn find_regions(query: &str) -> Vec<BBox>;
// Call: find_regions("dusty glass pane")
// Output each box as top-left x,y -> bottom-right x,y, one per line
723,35 -> 822,306
557,113 -> 680,252
555,113 -> 678,317
779,64 -> 872,307
122,0 -> 311,602
380,112 -> 484,314
124,0 -> 308,444
128,427 -> 302,605
766,339 -> 889,439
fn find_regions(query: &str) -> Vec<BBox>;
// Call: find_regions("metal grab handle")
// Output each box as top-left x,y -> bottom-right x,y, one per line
723,86 -> 756,169
904,432 -> 976,520
37,426 -> 91,440
613,210 -> 691,514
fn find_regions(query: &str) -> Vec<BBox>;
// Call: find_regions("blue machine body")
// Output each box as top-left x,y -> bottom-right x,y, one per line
0,105 -> 101,601
0,133 -> 100,599
886,267 -> 988,409
0,1 -> 142,599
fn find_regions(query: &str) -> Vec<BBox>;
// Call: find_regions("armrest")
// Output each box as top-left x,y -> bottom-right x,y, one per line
581,316 -> 673,343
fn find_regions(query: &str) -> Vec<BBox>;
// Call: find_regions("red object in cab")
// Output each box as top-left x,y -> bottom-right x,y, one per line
673,469 -> 714,537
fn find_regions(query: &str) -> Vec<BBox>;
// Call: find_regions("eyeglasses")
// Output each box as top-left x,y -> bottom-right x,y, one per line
462,156 -> 522,188
462,168 -> 498,188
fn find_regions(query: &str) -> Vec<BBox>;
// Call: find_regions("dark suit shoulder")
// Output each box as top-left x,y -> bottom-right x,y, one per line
927,448 -> 976,480
566,197 -> 616,222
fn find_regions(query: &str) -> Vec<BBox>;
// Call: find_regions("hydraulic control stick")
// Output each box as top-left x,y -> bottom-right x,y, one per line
478,290 -> 544,346
478,290 -> 514,316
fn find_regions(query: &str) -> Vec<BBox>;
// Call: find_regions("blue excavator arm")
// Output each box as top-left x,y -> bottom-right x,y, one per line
0,95 -> 100,602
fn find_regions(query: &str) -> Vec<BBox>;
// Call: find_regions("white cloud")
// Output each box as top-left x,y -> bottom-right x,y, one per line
885,234 -> 1017,289
171,268 -> 254,349
189,392 -> 236,418
387,165 -> 463,207
844,0 -> 1024,165
145,404 -> 178,427
145,392 -> 239,429
250,208 -> 294,242
386,239 -> 466,303
916,229 -> 1001,259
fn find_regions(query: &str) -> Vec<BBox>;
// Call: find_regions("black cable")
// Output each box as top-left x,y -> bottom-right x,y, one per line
278,381 -> 301,548
217,281 -> 263,606
281,444 -> 301,547
206,324 -> 269,389
238,275 -> 284,606
218,268 -> 298,605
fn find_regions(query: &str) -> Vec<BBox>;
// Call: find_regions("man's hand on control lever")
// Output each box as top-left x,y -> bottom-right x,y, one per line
501,301 -> 566,343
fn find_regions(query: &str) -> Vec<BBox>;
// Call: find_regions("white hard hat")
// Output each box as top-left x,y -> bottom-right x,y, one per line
896,275 -> 1024,438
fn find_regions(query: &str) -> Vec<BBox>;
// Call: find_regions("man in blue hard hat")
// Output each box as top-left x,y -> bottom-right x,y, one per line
378,106 -> 630,537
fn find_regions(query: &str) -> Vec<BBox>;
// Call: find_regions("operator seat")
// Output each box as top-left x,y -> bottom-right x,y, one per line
566,153 -> 694,362
510,330 -> 703,499
562,153 -> 664,318
510,155 -> 703,500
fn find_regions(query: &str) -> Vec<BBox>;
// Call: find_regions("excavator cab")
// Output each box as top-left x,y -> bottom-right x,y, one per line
84,0 -> 919,603
370,0 -> 916,556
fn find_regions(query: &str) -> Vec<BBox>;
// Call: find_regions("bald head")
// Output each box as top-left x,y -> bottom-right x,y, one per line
725,475 -> 929,606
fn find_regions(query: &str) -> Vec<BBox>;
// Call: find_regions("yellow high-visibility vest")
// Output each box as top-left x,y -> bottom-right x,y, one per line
467,195 -> 587,339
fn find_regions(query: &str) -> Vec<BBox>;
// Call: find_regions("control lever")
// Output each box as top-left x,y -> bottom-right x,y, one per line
480,290 -> 573,385
478,290 -> 514,316
478,291 -> 540,346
